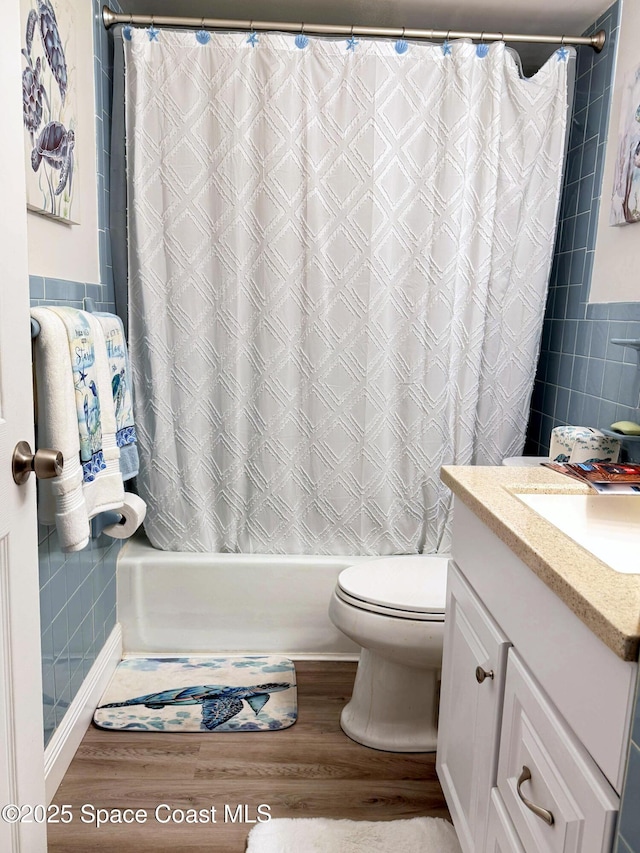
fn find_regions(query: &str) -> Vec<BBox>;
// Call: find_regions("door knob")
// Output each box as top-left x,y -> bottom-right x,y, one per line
12,441 -> 63,485
475,666 -> 494,683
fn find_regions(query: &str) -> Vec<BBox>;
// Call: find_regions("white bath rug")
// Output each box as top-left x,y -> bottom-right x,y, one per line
246,817 -> 461,852
93,656 -> 297,732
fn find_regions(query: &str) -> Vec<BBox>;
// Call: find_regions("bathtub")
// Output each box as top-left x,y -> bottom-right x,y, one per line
117,534 -> 392,658
118,535 -> 451,658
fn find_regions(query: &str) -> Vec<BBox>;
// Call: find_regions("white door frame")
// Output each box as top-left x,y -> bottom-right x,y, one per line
0,0 -> 48,850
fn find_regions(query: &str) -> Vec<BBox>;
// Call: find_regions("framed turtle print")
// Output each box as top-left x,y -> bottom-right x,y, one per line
610,61 -> 640,226
20,0 -> 79,223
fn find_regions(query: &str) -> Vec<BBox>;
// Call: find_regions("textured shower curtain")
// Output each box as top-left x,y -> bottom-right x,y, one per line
123,28 -> 572,554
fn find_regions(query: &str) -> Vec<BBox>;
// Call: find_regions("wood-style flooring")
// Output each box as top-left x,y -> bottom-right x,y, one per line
48,661 -> 450,852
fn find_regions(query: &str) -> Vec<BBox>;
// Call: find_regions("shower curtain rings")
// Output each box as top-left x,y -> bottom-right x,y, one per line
477,30 -> 490,56
558,34 -> 569,57
300,22 -> 305,34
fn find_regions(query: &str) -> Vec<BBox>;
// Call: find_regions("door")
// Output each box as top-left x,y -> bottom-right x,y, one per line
436,562 -> 510,853
0,0 -> 48,850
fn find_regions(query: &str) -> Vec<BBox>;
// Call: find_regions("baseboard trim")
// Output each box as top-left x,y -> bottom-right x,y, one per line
44,623 -> 122,803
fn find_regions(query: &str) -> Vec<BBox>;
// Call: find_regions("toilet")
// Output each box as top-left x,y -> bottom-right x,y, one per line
502,456 -> 548,467
328,555 -> 448,752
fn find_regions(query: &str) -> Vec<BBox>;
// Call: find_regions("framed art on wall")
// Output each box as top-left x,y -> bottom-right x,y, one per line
20,0 -> 80,223
610,61 -> 640,226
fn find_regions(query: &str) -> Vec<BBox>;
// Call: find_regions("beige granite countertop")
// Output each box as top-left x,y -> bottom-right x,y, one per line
441,465 -> 640,662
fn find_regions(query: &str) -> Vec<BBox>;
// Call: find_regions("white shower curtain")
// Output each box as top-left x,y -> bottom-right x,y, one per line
124,28 -> 572,554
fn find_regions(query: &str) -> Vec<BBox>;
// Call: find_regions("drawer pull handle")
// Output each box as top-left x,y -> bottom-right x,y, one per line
516,765 -> 554,826
475,666 -> 494,683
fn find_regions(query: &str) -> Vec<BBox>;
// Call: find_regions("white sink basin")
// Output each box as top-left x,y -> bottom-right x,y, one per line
516,493 -> 640,575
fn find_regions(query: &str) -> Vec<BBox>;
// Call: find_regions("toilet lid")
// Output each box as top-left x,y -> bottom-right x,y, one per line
337,556 -> 447,616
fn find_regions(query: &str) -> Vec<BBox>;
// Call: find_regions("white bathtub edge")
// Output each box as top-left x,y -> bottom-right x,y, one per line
117,536 -> 449,658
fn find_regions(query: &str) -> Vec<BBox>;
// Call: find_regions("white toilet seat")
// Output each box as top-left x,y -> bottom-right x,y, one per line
334,586 -> 445,621
336,555 -> 447,622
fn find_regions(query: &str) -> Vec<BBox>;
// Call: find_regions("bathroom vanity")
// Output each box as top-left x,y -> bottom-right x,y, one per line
437,466 -> 640,853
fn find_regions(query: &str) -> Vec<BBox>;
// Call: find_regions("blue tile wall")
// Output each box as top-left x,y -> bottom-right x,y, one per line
619,743 -> 640,850
31,0 -> 124,747
525,1 -> 640,465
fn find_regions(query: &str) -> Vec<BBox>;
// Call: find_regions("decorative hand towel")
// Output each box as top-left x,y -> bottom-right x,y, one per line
31,307 -> 90,551
31,307 -> 125,551
96,312 -> 139,480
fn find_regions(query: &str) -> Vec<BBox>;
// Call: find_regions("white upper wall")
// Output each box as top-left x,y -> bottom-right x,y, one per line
26,0 -> 100,284
591,0 -> 640,303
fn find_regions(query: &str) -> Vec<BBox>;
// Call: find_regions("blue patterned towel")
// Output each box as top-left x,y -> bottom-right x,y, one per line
97,313 -> 139,481
50,307 -> 107,482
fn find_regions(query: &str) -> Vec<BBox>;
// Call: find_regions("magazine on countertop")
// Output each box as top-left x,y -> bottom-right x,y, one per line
541,461 -> 640,494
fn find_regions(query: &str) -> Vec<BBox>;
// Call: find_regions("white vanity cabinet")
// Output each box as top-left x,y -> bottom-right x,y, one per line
437,501 -> 638,853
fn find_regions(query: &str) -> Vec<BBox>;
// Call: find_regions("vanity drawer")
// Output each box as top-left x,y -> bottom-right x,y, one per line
497,650 -> 618,853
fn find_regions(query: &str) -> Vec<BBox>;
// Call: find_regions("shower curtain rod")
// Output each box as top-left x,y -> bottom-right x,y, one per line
101,5 -> 605,52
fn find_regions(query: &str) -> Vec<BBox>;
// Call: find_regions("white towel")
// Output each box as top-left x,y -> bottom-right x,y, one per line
31,307 -> 125,552
32,308 -> 89,550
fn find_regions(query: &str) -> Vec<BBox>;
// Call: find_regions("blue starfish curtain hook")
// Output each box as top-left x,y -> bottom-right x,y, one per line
147,14 -> 159,41
247,21 -> 258,47
346,23 -> 359,52
557,34 -> 569,61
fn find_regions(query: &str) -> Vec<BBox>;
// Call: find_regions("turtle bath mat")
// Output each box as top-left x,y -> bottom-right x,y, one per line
93,656 -> 297,732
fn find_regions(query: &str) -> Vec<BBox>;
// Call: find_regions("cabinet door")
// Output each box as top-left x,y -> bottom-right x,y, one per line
437,562 -> 511,853
497,650 -> 618,853
486,789 -> 526,853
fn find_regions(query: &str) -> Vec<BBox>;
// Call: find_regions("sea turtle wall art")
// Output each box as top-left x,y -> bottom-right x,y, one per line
21,0 -> 79,223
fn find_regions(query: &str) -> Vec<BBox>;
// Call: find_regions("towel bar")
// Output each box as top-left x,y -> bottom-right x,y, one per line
31,297 -> 98,339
